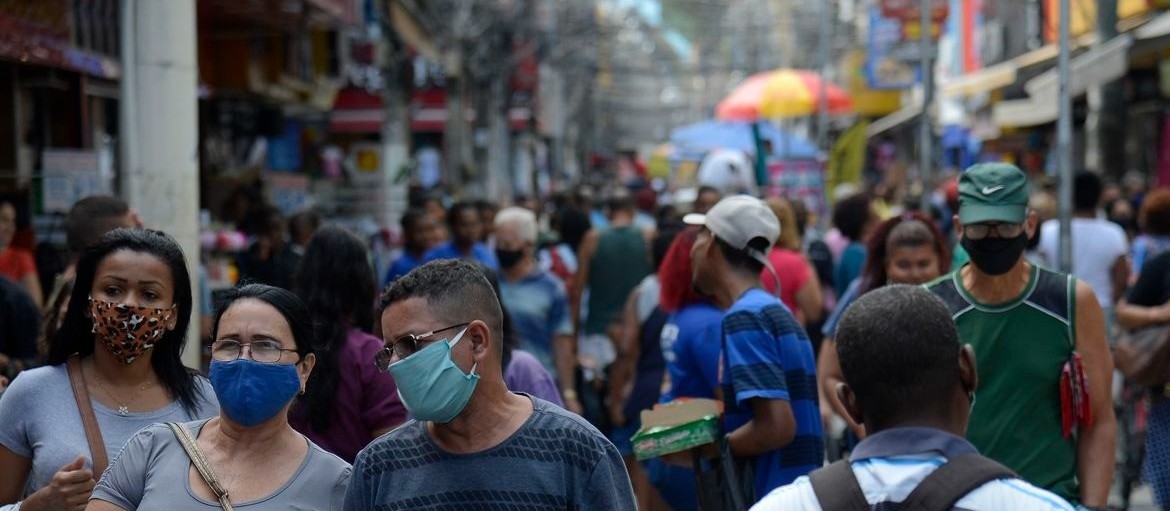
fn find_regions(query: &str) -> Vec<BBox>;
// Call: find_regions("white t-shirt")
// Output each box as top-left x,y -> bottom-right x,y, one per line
1038,218 -> 1128,308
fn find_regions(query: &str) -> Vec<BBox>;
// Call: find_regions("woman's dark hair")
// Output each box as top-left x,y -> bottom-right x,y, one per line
556,207 -> 592,253
291,227 -> 375,433
832,193 -> 874,242
49,228 -> 204,414
859,213 -> 949,295
213,284 -> 314,359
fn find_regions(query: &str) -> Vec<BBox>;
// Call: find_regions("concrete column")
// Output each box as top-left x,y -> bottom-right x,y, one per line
120,0 -> 201,368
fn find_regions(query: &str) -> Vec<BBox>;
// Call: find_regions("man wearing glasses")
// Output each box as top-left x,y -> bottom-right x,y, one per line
343,259 -> 636,511
926,163 -> 1116,511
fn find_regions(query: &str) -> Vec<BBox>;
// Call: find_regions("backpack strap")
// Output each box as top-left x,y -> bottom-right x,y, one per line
899,454 -> 1016,511
809,460 -> 870,511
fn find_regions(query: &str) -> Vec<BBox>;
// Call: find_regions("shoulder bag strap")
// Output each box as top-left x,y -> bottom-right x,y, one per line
899,453 -> 1016,511
66,357 -> 108,477
809,460 -> 870,511
166,422 -> 234,511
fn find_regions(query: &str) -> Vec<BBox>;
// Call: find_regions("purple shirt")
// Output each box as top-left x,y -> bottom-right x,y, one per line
290,328 -> 406,463
504,350 -> 564,407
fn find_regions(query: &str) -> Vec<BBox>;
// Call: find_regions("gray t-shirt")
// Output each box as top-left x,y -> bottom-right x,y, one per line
0,364 -> 218,496
342,395 -> 636,511
92,420 -> 352,510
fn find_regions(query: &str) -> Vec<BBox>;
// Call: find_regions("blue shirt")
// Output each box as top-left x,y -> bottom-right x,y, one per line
750,428 -> 1076,511
834,242 -> 866,298
343,396 -> 636,511
383,252 -> 425,287
661,302 -> 724,402
821,278 -> 862,338
721,289 -> 823,498
499,270 -> 573,376
423,241 -> 499,270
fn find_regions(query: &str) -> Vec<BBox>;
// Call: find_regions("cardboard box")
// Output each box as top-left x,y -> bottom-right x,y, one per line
630,398 -> 722,461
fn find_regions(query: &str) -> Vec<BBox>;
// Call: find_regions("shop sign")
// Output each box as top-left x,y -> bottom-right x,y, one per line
867,7 -> 920,89
41,149 -> 108,214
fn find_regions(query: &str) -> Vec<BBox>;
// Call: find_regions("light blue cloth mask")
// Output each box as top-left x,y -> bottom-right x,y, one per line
388,327 -> 479,423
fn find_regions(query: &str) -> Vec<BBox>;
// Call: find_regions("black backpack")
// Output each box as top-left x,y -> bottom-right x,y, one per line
808,454 -> 1016,511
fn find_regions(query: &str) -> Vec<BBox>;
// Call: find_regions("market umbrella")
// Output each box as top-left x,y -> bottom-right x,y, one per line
716,69 -> 853,121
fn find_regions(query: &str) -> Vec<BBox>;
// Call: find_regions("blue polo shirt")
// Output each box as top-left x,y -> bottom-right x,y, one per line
423,241 -> 499,270
720,288 -> 823,499
383,252 -> 425,287
752,428 -> 1076,510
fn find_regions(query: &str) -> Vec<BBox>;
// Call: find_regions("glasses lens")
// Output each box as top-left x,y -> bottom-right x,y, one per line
251,341 -> 284,363
965,225 -> 989,240
997,224 -> 1023,238
392,336 -> 417,359
374,348 -> 392,372
211,341 -> 241,361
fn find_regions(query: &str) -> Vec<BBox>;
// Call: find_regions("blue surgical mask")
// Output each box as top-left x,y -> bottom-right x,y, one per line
387,327 -> 479,423
209,359 -> 301,427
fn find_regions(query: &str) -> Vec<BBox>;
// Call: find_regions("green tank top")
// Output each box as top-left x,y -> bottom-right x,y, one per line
927,265 -> 1079,502
585,225 -> 650,334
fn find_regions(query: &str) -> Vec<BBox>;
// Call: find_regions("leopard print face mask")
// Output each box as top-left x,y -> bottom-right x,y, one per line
89,296 -> 176,364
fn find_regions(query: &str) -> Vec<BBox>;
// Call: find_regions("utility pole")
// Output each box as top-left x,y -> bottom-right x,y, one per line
1057,0 -> 1074,272
918,0 -> 934,212
119,0 -> 201,368
816,0 -> 832,150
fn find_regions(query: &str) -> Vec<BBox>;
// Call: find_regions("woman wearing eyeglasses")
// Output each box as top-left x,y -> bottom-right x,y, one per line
87,284 -> 351,511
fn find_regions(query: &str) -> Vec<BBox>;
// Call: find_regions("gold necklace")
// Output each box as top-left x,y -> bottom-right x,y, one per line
88,364 -> 156,416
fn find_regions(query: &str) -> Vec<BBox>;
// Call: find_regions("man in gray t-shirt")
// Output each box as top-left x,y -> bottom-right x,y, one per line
345,260 -> 635,511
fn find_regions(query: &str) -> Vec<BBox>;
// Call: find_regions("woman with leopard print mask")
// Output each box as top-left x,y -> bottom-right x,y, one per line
0,228 -> 219,511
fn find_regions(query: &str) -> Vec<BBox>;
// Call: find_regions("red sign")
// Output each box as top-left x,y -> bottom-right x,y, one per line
880,0 -> 949,22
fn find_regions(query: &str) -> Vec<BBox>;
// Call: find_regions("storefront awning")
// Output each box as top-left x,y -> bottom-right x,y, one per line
1136,10 -> 1170,40
1025,33 -> 1133,98
330,87 -> 385,133
939,34 -> 1102,98
993,33 -> 1133,128
866,102 -> 922,138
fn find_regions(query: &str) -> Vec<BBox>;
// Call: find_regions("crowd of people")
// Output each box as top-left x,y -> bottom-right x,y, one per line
0,159 -> 1165,510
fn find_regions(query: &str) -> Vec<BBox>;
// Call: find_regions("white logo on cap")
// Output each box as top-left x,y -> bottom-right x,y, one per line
981,185 -> 1005,195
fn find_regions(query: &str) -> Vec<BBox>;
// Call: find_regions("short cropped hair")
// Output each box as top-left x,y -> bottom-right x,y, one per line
494,207 -> 538,245
1074,172 -> 1103,211
379,259 -> 504,357
835,285 -> 961,422
832,193 -> 874,242
65,196 -> 131,254
447,201 -> 479,229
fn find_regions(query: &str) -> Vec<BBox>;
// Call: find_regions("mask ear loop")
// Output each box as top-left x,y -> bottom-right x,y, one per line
447,326 -> 478,377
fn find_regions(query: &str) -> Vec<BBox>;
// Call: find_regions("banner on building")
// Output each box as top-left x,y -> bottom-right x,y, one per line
867,7 -> 920,89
